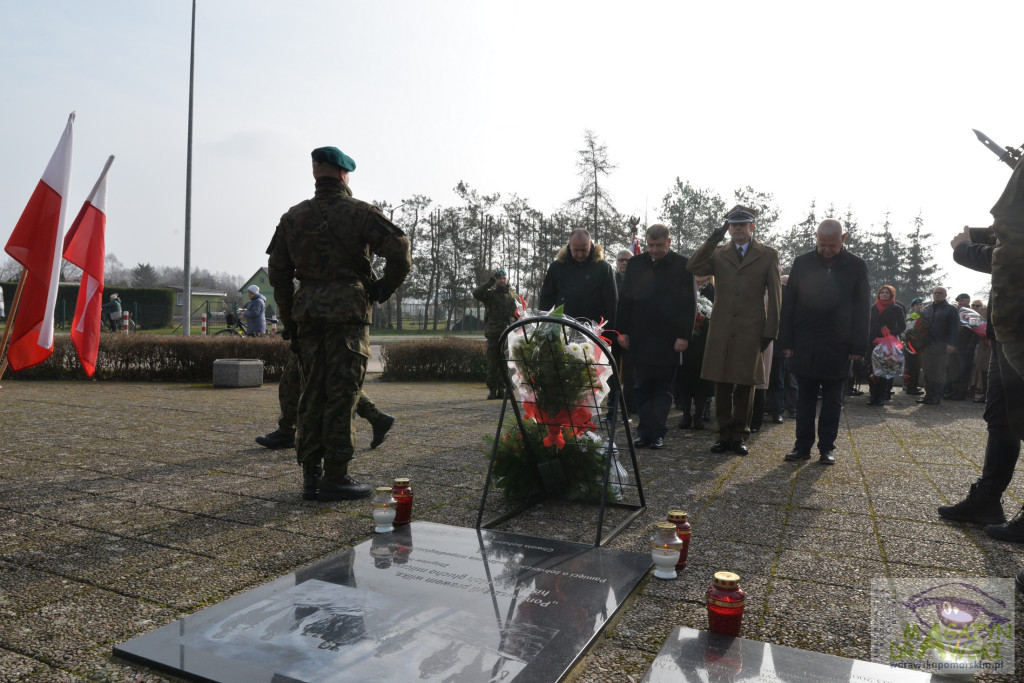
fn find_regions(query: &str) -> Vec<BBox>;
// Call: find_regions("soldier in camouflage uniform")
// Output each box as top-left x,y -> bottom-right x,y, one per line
472,268 -> 518,399
255,350 -> 395,451
267,146 -> 411,502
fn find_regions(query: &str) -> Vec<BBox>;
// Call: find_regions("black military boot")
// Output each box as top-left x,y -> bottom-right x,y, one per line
318,474 -> 373,501
302,464 -> 322,501
937,483 -> 1006,525
985,506 -> 1024,543
256,429 -> 296,449
486,388 -> 498,400
370,413 -> 395,450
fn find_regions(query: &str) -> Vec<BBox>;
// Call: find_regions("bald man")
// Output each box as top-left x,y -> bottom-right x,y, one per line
779,219 -> 870,465
538,229 -> 617,325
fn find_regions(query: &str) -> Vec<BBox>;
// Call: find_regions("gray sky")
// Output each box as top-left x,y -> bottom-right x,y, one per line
2,0 -> 1021,299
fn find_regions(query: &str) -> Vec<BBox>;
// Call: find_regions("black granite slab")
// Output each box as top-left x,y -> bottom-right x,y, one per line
642,626 -> 961,682
114,521 -> 651,682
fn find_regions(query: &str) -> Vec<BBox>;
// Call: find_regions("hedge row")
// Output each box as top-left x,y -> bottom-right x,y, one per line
380,337 -> 486,381
0,282 -> 177,330
4,335 -> 290,382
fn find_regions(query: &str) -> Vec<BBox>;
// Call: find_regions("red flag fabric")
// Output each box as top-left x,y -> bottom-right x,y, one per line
631,235 -> 641,256
3,113 -> 75,372
63,156 -> 114,377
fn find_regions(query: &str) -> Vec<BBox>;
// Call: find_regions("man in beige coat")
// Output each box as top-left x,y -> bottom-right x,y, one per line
687,206 -> 782,455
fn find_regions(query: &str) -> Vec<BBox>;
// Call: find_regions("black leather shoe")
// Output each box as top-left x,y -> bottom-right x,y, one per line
370,413 -> 395,450
486,389 -> 498,400
818,450 -> 836,465
633,436 -> 648,449
785,449 -> 811,461
649,437 -> 664,449
318,475 -> 373,501
710,440 -> 729,453
732,441 -> 748,456
256,430 -> 296,449
770,414 -> 784,424
749,426 -> 761,435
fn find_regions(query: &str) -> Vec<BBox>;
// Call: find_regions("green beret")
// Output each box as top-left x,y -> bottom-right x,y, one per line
311,146 -> 356,172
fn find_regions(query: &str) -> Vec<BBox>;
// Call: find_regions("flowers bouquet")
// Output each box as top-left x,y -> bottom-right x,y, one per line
903,311 -> 930,353
489,306 -> 618,501
871,332 -> 904,379
693,294 -> 713,337
958,306 -> 988,338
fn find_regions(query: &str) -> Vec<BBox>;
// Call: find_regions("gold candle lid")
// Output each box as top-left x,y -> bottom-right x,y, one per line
656,522 -> 677,532
375,486 -> 393,494
393,477 -> 410,486
713,571 -> 740,588
667,509 -> 688,522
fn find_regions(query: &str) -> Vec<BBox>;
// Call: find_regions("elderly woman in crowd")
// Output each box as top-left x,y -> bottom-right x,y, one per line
867,284 -> 906,406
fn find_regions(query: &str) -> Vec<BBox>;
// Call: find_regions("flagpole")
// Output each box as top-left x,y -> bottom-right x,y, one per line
0,268 -> 30,385
182,0 -> 196,336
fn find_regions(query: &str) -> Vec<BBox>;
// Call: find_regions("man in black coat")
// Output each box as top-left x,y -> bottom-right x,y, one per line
916,286 -> 959,405
779,219 -> 870,465
538,229 -> 617,325
617,224 -> 697,449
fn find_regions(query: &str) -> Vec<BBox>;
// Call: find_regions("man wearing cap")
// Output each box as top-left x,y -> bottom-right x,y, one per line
268,146 -> 411,502
473,268 -> 519,399
240,285 -> 267,336
687,206 -> 781,456
103,293 -> 121,332
944,292 -> 978,400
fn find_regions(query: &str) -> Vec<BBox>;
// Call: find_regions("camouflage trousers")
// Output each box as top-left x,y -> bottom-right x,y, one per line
295,322 -> 376,478
278,352 -> 382,446
485,335 -> 505,391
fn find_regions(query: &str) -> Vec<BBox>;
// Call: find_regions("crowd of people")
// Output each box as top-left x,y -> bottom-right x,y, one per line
257,141 -> 1021,605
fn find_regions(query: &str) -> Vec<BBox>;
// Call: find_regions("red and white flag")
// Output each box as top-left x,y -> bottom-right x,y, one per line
3,113 -> 75,372
63,156 -> 114,377
631,235 -> 642,256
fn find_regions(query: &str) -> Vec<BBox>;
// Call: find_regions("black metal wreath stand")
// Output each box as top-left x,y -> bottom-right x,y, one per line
476,315 -> 646,547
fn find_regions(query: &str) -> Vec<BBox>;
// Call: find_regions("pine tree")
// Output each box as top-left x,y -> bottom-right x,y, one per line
566,130 -> 620,246
659,178 -> 726,255
901,213 -> 942,302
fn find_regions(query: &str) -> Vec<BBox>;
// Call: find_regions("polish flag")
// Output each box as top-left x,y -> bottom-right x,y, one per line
3,113 -> 74,372
631,235 -> 641,256
63,156 -> 114,377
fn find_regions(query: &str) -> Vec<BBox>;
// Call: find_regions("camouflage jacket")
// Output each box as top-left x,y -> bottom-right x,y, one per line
472,277 -> 518,338
988,157 -> 1024,342
266,178 -> 411,327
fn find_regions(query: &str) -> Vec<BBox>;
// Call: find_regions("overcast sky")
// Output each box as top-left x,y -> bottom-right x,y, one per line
2,0 -> 1021,298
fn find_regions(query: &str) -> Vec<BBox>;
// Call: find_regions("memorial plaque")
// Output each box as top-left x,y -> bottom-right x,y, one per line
643,627 -> 961,682
114,521 -> 650,682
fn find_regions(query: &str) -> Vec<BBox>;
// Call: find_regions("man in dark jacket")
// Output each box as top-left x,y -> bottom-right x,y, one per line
538,229 -> 617,325
779,219 -> 870,465
617,224 -> 696,449
917,287 -> 959,405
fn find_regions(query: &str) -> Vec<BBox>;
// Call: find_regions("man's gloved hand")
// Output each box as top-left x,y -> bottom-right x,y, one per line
711,219 -> 730,243
284,324 -> 299,352
761,337 -> 773,352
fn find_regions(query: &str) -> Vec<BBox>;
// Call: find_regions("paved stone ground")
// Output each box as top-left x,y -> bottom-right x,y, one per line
1,376 -> 1022,682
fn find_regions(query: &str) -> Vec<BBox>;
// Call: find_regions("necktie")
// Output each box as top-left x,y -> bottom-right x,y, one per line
737,247 -> 744,262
